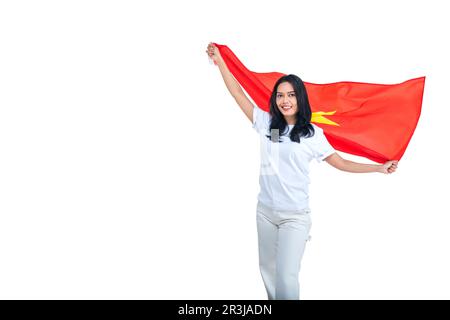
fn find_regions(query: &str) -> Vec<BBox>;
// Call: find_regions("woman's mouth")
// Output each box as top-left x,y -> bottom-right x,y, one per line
281,105 -> 292,110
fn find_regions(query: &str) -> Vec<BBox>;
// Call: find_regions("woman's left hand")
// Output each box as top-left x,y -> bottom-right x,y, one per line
379,160 -> 399,174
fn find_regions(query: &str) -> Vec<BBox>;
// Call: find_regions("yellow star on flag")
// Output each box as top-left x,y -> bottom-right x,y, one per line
311,110 -> 339,126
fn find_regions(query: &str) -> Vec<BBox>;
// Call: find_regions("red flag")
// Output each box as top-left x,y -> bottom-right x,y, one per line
214,43 -> 425,163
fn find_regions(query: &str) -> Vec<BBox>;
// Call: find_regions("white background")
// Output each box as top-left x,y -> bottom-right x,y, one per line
1,0 -> 449,299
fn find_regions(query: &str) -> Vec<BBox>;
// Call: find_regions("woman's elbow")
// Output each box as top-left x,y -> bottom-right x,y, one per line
326,154 -> 347,171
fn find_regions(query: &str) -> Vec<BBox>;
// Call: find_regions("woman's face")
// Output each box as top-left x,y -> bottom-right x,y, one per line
276,82 -> 298,122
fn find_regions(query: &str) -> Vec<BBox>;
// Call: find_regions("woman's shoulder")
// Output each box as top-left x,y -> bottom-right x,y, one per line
310,123 -> 326,135
253,106 -> 271,132
304,123 -> 326,142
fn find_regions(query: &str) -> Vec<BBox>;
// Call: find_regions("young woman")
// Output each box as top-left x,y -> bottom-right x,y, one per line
206,42 -> 398,300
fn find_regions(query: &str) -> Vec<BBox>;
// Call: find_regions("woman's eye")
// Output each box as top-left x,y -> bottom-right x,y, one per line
277,94 -> 295,98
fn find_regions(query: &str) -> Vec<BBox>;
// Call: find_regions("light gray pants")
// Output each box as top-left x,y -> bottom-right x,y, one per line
256,201 -> 312,300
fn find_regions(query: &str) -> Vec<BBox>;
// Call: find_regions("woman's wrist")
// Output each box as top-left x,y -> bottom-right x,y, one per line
215,55 -> 225,66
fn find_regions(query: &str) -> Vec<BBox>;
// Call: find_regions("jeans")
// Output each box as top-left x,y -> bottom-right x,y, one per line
256,201 -> 312,300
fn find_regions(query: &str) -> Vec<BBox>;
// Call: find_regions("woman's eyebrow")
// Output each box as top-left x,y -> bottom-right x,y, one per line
277,91 -> 295,94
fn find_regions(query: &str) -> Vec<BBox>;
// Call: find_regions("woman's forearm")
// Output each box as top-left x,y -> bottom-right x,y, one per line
216,58 -> 245,98
341,159 -> 381,173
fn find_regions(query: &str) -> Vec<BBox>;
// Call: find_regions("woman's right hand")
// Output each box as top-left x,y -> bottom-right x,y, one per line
205,42 -> 223,64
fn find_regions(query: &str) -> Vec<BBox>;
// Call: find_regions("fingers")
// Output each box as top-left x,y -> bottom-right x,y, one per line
387,160 -> 399,169
207,42 -> 217,53
382,160 -> 398,174
206,44 -> 214,57
386,164 -> 397,174
205,47 -> 214,58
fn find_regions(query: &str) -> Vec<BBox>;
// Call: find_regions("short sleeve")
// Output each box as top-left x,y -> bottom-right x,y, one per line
252,106 -> 271,133
310,125 -> 336,163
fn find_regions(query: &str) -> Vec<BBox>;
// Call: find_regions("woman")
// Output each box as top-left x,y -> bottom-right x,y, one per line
206,42 -> 398,300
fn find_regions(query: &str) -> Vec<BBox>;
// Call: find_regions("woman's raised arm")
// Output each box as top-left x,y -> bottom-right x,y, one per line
206,42 -> 254,122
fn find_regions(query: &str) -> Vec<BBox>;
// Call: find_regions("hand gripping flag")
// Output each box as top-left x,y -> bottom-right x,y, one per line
213,43 -> 425,163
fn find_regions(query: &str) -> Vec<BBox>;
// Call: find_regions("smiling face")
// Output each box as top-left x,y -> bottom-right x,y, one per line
276,81 -> 298,125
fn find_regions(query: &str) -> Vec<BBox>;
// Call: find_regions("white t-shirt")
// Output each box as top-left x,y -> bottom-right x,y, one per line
253,106 -> 336,211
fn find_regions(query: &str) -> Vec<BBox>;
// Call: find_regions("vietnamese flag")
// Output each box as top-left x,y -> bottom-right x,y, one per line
213,43 -> 425,164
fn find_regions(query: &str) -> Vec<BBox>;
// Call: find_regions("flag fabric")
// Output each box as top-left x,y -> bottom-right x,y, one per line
213,43 -> 425,163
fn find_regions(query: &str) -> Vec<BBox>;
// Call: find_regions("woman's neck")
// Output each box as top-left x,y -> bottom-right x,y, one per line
285,116 -> 296,125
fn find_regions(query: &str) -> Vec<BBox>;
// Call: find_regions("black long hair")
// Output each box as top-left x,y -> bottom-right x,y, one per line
266,74 -> 315,143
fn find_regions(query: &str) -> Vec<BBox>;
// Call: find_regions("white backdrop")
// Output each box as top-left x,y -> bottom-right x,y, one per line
1,0 -> 449,299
